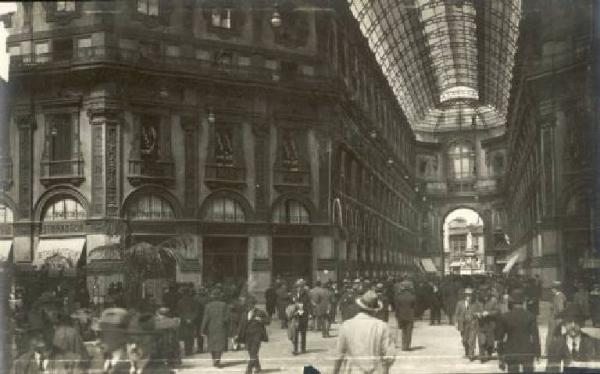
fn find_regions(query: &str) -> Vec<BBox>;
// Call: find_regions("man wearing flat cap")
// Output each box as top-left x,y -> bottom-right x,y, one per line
496,289 -> 540,373
546,281 -> 567,356
546,305 -> 600,373
333,290 -> 396,374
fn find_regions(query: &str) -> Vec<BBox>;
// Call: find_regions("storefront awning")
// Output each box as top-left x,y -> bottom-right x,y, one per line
421,258 -> 437,273
502,252 -> 520,274
34,238 -> 86,271
0,240 -> 12,262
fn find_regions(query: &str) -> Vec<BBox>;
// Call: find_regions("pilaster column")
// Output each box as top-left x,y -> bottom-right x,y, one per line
180,116 -> 199,217
87,105 -> 122,218
252,121 -> 270,221
16,115 -> 35,219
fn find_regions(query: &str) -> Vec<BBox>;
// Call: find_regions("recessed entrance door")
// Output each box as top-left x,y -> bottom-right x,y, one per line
272,237 -> 312,285
203,237 -> 248,285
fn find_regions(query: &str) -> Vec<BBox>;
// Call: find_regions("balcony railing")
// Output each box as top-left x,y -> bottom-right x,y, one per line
274,169 -> 310,191
10,47 -> 331,88
128,159 -> 175,186
204,164 -> 246,190
40,159 -> 84,186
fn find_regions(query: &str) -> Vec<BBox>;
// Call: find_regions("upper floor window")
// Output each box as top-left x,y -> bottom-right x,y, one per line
205,197 -> 245,222
137,0 -> 159,16
127,194 -> 174,220
43,198 -> 86,221
48,114 -> 73,162
212,8 -> 232,29
57,1 -> 76,12
273,199 -> 310,224
448,142 -> 475,180
0,204 -> 13,223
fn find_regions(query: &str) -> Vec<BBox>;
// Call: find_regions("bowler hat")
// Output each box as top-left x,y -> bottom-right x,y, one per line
356,290 -> 383,312
92,308 -> 131,332
375,283 -> 385,291
509,289 -> 525,304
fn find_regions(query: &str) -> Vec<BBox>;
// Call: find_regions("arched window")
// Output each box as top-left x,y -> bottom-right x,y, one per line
205,197 -> 245,222
273,199 -> 310,224
448,142 -> 475,179
127,194 -> 174,220
43,198 -> 86,221
0,203 -> 13,223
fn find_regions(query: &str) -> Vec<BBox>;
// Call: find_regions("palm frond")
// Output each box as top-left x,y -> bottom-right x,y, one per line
88,243 -> 123,261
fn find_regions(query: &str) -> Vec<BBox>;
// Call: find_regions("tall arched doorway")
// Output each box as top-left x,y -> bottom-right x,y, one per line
443,208 -> 485,275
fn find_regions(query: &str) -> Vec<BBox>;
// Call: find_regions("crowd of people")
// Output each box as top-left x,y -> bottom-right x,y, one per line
4,272 -> 600,373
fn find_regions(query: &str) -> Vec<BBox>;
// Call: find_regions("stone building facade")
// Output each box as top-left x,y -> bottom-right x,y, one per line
0,0 -> 420,300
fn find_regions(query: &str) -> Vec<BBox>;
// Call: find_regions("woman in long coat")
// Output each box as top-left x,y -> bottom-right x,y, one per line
201,290 -> 230,368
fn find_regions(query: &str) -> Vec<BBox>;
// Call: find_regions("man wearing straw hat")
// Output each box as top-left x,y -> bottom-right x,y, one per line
333,290 -> 396,374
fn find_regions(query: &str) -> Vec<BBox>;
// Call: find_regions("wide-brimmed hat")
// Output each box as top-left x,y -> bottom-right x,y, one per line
156,307 -> 170,316
92,308 -> 131,332
551,281 -> 562,289
356,290 -> 383,312
463,288 -> 474,295
399,280 -> 413,290
295,278 -> 306,287
127,313 -> 160,335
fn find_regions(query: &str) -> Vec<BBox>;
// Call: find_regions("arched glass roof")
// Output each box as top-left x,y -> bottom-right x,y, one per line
349,0 -> 521,130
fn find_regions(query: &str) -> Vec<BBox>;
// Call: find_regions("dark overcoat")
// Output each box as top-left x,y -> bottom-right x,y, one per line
201,300 -> 230,352
496,308 -> 541,363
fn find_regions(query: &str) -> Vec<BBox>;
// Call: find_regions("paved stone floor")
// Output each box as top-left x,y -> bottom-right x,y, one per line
177,317 -> 557,374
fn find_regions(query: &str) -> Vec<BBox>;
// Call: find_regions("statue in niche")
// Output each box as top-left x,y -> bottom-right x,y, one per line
282,132 -> 299,170
215,128 -> 234,165
141,119 -> 159,160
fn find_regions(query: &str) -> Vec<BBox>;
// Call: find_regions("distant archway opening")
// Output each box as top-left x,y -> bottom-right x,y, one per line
442,208 -> 485,275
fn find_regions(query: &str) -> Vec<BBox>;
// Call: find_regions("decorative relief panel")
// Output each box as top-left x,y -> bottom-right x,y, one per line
17,116 -> 34,218
91,126 -> 104,216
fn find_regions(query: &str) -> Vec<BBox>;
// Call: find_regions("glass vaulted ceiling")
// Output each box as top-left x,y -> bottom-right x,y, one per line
349,0 -> 521,131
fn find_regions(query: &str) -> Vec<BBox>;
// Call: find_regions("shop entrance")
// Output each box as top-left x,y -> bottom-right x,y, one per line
203,237 -> 248,286
272,237 -> 312,285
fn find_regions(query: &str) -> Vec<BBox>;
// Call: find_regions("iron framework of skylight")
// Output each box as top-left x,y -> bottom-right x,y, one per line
348,0 -> 521,130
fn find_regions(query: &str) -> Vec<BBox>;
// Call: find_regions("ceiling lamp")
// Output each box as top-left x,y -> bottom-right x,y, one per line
271,4 -> 282,28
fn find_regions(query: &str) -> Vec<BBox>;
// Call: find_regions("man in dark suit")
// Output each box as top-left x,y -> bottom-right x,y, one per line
546,306 -> 600,373
496,289 -> 540,374
393,280 -> 416,351
237,296 -> 269,374
290,279 -> 311,354
454,287 -> 482,361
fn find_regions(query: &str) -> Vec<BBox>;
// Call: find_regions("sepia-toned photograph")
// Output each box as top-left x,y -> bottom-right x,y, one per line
0,0 -> 599,373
